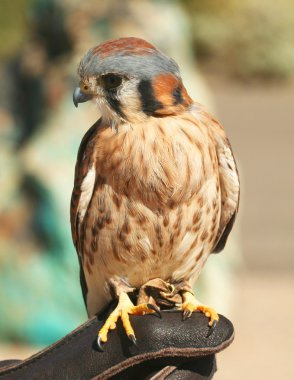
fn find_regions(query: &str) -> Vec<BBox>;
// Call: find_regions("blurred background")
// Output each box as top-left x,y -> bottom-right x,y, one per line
0,0 -> 293,379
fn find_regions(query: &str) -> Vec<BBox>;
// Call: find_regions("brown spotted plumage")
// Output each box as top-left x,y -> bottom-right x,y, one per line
71,37 -> 240,347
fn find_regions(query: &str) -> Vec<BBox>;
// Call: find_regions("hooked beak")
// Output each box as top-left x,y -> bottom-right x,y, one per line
73,87 -> 93,108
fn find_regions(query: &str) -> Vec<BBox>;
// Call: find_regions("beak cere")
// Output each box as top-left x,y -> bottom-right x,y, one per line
73,87 -> 93,108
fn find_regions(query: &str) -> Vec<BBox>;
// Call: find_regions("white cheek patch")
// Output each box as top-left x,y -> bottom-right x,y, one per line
95,97 -> 119,126
78,165 -> 96,223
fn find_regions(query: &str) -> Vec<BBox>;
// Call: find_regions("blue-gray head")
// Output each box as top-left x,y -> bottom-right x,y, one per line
73,37 -> 192,123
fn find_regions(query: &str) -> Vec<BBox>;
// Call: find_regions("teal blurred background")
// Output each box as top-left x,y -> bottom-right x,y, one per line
0,1 -> 294,378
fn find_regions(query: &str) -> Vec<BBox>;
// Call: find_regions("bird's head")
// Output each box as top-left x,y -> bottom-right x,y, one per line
73,37 -> 192,125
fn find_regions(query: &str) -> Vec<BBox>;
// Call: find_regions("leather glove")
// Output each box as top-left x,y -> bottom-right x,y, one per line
0,302 -> 234,379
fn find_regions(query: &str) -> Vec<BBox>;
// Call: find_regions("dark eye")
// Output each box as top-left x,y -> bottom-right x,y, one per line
101,74 -> 122,90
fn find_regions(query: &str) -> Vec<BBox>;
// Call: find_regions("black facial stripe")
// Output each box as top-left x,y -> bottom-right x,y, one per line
172,84 -> 184,105
138,79 -> 163,116
105,93 -> 125,119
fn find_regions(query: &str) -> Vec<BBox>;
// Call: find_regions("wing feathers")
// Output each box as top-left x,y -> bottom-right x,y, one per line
211,127 -> 240,253
70,120 -> 100,250
70,120 -> 101,305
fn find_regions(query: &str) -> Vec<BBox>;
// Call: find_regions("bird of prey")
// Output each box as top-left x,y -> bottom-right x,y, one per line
71,37 -> 240,348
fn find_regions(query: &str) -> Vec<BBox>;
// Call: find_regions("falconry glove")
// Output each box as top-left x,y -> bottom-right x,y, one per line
0,302 -> 234,380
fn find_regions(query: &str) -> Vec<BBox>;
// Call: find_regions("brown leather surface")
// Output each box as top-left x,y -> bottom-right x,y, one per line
0,303 -> 234,380
107,356 -> 217,380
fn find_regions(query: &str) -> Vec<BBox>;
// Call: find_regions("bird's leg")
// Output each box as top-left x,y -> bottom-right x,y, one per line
181,291 -> 219,335
97,291 -> 161,350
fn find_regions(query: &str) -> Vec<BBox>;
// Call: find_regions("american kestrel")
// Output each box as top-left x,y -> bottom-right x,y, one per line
71,37 -> 240,349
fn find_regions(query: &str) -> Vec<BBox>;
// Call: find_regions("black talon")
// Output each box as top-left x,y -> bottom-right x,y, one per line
97,336 -> 104,352
183,309 -> 192,320
147,303 -> 162,318
206,320 -> 218,338
128,334 -> 138,346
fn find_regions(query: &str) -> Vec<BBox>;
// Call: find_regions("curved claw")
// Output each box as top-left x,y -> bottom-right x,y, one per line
97,335 -> 104,352
128,333 -> 138,346
206,319 -> 218,338
182,309 -> 192,320
147,303 -> 162,318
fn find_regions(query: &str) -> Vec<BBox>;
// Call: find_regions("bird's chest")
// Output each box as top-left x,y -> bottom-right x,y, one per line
81,121 -> 220,284
82,180 -> 220,287
93,122 -> 211,208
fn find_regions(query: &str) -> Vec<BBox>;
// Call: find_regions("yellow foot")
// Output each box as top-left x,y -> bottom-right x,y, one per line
97,292 -> 161,351
182,291 -> 219,335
